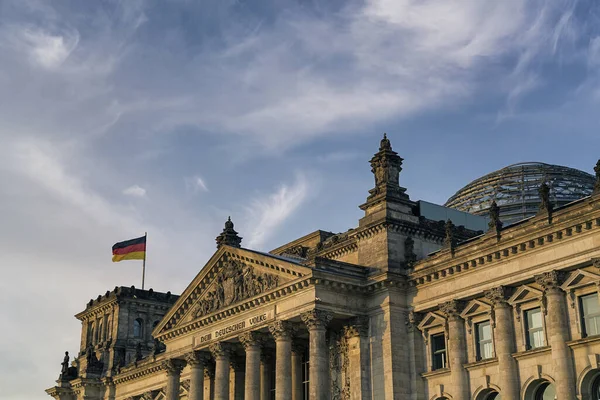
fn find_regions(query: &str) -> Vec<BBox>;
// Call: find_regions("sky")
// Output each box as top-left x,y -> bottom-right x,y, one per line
0,0 -> 599,398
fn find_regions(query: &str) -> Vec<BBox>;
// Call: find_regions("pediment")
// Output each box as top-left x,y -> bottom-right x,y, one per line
508,285 -> 543,305
460,299 -> 491,319
418,311 -> 446,331
561,269 -> 600,290
154,246 -> 311,338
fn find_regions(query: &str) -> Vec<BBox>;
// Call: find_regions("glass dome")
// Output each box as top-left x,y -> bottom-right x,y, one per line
445,162 -> 595,226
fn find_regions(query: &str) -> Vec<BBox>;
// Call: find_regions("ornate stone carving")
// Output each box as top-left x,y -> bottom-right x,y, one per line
439,299 -> 464,319
193,260 -> 279,318
282,245 -> 309,258
215,217 -> 242,248
162,359 -> 186,376
406,310 -> 423,332
329,332 -> 342,400
594,159 -> 600,194
268,320 -> 297,340
343,316 -> 369,338
484,286 -> 511,307
538,182 -> 553,223
185,351 -> 210,367
404,237 -> 417,267
443,220 -> 456,255
593,257 -> 600,269
488,201 -> 503,239
364,133 -> 408,203
301,309 -> 334,330
239,331 -> 264,349
209,342 -> 233,359
340,335 -> 351,400
535,271 -> 566,294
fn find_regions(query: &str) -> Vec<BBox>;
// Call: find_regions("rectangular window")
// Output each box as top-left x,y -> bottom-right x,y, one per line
525,307 -> 545,349
580,293 -> 600,337
431,333 -> 447,370
302,351 -> 310,400
475,321 -> 493,360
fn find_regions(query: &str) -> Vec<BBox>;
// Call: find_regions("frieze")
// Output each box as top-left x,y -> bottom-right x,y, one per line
193,310 -> 274,346
193,260 -> 279,319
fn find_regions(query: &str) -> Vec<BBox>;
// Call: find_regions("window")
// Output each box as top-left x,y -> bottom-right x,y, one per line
485,393 -> 501,400
133,318 -> 144,338
476,321 -> 493,360
581,293 -> 600,337
431,333 -> 447,370
525,308 -> 545,349
535,382 -> 556,400
302,351 -> 309,400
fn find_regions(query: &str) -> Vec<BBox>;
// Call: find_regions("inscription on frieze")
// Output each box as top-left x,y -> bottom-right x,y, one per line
193,310 -> 275,345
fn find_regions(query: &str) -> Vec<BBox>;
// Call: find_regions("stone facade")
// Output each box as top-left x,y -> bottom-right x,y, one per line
47,136 -> 600,400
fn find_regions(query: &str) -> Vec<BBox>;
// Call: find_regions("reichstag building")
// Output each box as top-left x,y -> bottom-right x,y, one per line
46,135 -> 600,400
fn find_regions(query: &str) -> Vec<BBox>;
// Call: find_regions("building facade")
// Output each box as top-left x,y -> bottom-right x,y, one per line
46,136 -> 600,400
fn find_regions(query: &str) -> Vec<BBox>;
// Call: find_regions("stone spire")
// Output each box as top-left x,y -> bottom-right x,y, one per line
594,159 -> 600,194
215,217 -> 242,248
361,133 -> 409,207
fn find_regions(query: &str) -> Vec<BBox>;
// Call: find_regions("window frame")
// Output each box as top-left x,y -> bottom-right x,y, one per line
474,320 -> 494,360
430,332 -> 447,370
133,318 -> 144,339
580,292 -> 600,338
524,307 -> 546,350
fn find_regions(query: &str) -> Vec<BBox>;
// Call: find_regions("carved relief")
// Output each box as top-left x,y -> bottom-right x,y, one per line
340,335 -> 351,400
193,260 -> 279,318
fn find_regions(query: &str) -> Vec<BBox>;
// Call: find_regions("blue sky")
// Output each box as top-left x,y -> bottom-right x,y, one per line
1,0 -> 599,398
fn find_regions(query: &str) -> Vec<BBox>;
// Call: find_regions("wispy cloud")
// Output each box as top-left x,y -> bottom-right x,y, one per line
185,175 -> 209,193
123,184 -> 146,198
244,173 -> 309,249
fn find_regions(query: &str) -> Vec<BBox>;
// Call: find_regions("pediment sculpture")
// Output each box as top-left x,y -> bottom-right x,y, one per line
193,260 -> 279,318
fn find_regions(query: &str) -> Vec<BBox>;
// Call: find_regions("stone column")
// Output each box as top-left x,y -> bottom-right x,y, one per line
343,316 -> 372,400
301,309 -> 334,400
163,359 -> 186,400
269,321 -> 296,400
186,351 -> 210,400
440,300 -> 469,400
209,342 -> 232,400
291,343 -> 304,400
485,287 -> 519,400
535,271 -> 576,400
240,332 -> 263,400
260,353 -> 272,400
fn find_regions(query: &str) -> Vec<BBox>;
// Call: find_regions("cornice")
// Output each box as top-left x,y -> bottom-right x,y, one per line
113,360 -> 165,385
409,202 -> 600,288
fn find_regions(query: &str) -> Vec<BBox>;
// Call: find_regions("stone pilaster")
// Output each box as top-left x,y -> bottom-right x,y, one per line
439,300 -> 469,400
163,359 -> 186,400
269,321 -> 296,400
535,271 -> 576,399
343,316 -> 372,400
240,332 -> 263,400
291,343 -> 305,400
209,342 -> 233,400
185,351 -> 210,400
485,286 -> 519,400
301,309 -> 333,400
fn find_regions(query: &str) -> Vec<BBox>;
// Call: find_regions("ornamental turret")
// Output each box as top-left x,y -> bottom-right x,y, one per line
216,217 -> 242,248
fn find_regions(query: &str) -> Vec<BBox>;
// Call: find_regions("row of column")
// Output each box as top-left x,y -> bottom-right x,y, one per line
438,272 -> 575,400
163,309 -> 334,400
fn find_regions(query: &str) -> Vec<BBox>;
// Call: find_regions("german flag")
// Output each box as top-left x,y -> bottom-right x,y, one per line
112,236 -> 146,262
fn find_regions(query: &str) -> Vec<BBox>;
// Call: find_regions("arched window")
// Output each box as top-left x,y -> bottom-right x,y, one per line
534,382 -> 556,400
485,393 -> 501,400
592,375 -> 600,400
133,318 -> 144,338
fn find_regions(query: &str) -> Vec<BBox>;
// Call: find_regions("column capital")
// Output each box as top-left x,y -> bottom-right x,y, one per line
535,270 -> 567,292
268,320 -> 297,340
301,309 -> 333,330
239,331 -> 264,350
209,342 -> 233,359
162,359 -> 186,376
439,299 -> 465,320
484,286 -> 513,307
343,316 -> 369,338
185,351 -> 210,367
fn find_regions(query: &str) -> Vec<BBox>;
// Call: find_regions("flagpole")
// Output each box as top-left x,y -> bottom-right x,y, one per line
142,232 -> 147,290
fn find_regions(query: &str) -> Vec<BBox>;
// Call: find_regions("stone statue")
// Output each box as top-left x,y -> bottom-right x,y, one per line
61,351 -> 69,375
594,159 -> 600,194
443,219 -> 456,254
135,342 -> 143,361
538,182 -> 551,211
488,200 -> 503,237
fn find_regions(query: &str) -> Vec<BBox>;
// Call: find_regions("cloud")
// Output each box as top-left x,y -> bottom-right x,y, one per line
123,184 -> 147,198
244,173 -> 309,249
185,175 -> 209,193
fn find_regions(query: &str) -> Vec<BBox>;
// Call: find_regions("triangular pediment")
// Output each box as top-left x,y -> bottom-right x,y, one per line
508,285 -> 543,305
154,246 -> 311,338
460,299 -> 491,319
561,269 -> 600,290
418,311 -> 446,331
